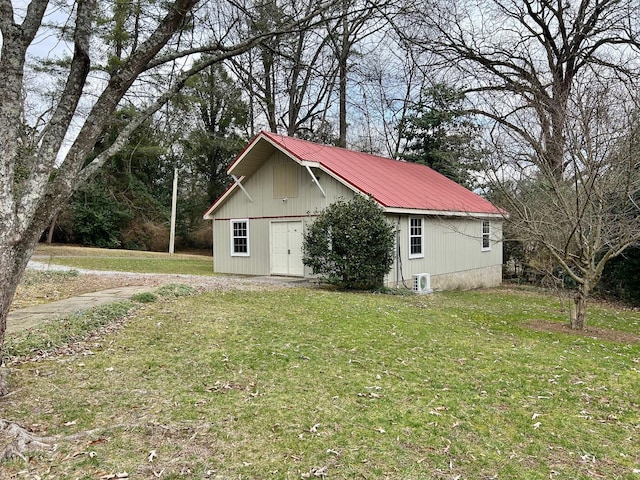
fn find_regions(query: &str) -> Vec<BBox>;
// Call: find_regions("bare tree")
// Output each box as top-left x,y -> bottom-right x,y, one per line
405,0 -> 640,329
229,0 -> 400,144
0,0 -> 342,395
229,0 -> 343,138
499,80 -> 640,328
367,40 -> 426,159
231,0 -> 283,133
325,0 -> 393,147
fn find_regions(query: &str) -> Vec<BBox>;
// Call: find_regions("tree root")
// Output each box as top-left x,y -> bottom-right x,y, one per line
0,368 -> 9,398
1,418 -> 113,463
0,419 -> 55,462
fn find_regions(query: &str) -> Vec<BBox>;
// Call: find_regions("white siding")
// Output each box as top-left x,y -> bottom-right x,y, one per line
212,152 -> 355,276
386,216 -> 503,290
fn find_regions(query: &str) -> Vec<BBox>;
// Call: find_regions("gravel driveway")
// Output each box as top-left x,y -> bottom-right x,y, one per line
26,260 -> 315,292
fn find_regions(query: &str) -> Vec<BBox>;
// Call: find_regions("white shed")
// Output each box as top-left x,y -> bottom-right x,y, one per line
204,131 -> 505,290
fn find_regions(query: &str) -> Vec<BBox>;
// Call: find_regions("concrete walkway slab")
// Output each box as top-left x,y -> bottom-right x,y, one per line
7,285 -> 153,334
9,260 -> 318,336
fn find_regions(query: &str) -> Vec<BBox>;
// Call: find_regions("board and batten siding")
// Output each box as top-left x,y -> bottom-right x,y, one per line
386,216 -> 503,290
212,151 -> 356,275
211,149 -> 503,288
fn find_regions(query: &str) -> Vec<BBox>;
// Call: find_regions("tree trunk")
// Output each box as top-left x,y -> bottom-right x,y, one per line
337,0 -> 349,148
0,236 -> 37,395
262,49 -> 278,133
337,24 -> 348,147
571,285 -> 588,330
46,211 -> 58,244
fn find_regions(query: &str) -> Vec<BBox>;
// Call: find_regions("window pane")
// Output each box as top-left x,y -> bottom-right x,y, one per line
409,218 -> 423,256
410,237 -> 421,254
234,223 -> 246,237
482,221 -> 490,249
232,220 -> 249,255
234,238 -> 247,253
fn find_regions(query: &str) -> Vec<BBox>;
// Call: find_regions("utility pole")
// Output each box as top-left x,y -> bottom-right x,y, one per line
169,167 -> 178,255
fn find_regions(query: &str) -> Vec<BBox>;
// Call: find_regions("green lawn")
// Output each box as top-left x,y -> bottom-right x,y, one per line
33,244 -> 214,275
4,287 -> 640,479
37,255 -> 214,276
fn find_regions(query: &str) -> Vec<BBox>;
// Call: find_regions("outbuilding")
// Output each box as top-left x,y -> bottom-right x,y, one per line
203,131 -> 505,290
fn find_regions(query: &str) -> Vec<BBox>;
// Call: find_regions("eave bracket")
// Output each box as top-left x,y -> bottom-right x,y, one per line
231,175 -> 253,202
305,165 -> 326,197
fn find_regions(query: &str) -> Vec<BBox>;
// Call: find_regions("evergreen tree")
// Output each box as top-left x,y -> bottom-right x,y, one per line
172,63 -> 249,247
178,63 -> 249,205
400,84 -> 483,188
68,107 -> 169,249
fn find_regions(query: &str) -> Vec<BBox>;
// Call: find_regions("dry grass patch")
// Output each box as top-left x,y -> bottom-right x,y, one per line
34,244 -> 210,260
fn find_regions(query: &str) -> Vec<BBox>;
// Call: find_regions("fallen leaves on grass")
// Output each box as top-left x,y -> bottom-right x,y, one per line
99,472 -> 129,479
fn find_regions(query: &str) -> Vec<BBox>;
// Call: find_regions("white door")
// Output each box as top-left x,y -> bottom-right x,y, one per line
287,222 -> 304,276
271,221 -> 304,276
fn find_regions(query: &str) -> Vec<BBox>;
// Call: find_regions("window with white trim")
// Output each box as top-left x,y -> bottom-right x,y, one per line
231,219 -> 250,256
482,220 -> 491,251
409,217 -> 424,258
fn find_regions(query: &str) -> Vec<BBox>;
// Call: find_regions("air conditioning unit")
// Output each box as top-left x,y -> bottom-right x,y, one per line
412,273 -> 433,294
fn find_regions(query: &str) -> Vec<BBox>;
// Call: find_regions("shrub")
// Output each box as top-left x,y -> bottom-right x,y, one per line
303,195 -> 395,290
131,292 -> 158,303
119,221 -> 170,251
71,187 -> 132,248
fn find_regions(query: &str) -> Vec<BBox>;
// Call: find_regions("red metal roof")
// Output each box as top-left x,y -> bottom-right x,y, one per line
204,131 -> 504,218
259,131 -> 502,215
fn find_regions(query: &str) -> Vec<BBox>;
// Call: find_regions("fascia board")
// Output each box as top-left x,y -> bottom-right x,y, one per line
383,207 -> 507,219
203,181 -> 239,219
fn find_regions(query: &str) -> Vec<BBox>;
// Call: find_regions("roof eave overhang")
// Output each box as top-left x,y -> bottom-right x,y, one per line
228,132 -> 301,177
382,207 -> 507,219
227,134 -> 262,177
205,132 -> 310,219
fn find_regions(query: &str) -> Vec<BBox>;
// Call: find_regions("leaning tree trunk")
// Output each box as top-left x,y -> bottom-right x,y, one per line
0,235 -> 39,396
46,211 -> 59,244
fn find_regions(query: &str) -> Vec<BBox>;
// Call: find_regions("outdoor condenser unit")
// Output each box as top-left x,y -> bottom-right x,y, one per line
412,273 -> 433,294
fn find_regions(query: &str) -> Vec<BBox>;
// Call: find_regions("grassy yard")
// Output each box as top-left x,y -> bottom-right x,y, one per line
3,286 -> 640,479
32,244 -> 214,276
